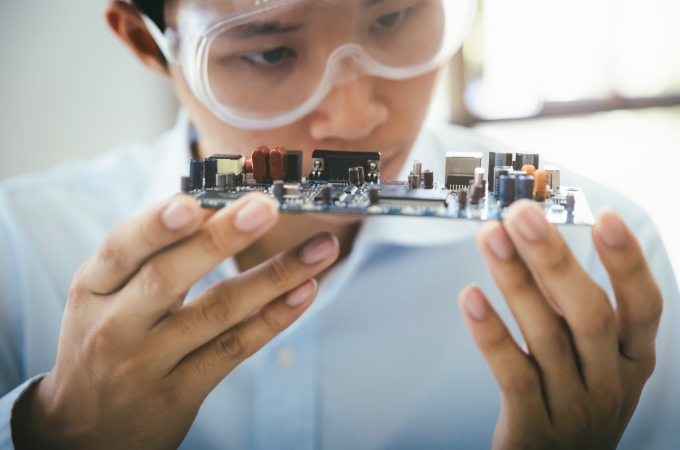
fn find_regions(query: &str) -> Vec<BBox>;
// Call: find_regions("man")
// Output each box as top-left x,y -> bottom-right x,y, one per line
1,0 -> 678,448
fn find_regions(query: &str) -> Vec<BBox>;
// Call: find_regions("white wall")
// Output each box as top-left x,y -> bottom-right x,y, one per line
0,0 -> 178,181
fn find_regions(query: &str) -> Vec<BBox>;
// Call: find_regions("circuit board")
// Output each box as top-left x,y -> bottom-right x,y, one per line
183,148 -> 595,226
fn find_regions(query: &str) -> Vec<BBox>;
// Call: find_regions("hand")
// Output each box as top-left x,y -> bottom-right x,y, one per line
15,193 -> 340,449
458,200 -> 662,450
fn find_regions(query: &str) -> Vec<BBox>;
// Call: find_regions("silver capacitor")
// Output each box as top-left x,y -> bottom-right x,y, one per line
474,167 -> 485,187
412,160 -> 422,185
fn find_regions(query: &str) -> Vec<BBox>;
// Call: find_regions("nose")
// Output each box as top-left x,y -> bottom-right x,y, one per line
308,77 -> 389,142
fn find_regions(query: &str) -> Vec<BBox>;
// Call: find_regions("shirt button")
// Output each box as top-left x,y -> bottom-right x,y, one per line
276,347 -> 296,368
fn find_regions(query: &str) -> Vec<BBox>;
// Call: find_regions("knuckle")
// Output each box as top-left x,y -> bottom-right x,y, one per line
546,246 -> 573,275
138,261 -> 171,298
202,226 -> 234,256
260,305 -> 286,330
503,366 -> 540,396
579,305 -> 615,337
97,233 -> 127,276
266,255 -> 290,288
539,327 -> 572,358
215,329 -> 247,361
200,287 -> 237,326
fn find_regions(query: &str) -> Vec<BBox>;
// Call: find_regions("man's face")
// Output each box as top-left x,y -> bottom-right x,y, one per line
165,0 -> 440,182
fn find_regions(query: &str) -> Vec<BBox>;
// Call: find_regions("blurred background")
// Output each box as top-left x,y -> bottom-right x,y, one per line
1,0 -> 679,272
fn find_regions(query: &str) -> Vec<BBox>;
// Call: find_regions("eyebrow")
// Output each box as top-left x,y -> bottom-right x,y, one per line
228,21 -> 304,38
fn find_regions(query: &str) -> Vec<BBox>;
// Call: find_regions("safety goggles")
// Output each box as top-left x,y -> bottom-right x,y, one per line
139,0 -> 477,129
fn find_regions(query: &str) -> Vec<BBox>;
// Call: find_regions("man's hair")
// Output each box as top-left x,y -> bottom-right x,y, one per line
132,0 -> 166,30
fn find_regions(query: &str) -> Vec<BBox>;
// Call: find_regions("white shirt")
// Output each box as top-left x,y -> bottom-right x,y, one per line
1,111 -> 678,449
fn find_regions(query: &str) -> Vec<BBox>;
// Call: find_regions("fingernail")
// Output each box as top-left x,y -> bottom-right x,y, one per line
598,211 -> 628,248
286,279 -> 317,307
162,200 -> 197,230
486,224 -> 514,260
512,202 -> 548,242
462,287 -> 489,321
299,234 -> 338,265
234,197 -> 277,232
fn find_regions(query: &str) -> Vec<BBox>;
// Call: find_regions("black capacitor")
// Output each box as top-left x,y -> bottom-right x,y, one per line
517,175 -> 535,200
272,180 -> 284,199
216,174 -> 227,191
225,172 -> 236,190
499,175 -> 516,208
488,152 -> 514,192
566,192 -> 576,214
320,184 -> 332,205
349,167 -> 360,186
457,190 -> 468,209
423,170 -> 434,189
180,176 -> 190,194
368,186 -> 380,206
515,153 -> 540,171
189,159 -> 204,190
203,158 -> 217,189
357,166 -> 365,186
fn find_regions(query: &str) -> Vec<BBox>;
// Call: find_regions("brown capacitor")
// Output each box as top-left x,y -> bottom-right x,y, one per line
244,156 -> 253,173
409,173 -> 419,189
269,146 -> 289,181
349,167 -> 360,186
357,166 -> 365,185
251,146 -> 270,183
457,190 -> 468,209
423,170 -> 434,189
368,186 -> 380,205
320,184 -> 331,205
533,170 -> 547,202
522,165 -> 536,177
470,184 -> 485,205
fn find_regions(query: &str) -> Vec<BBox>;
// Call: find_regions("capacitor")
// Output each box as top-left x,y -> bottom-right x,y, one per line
225,172 -> 236,190
534,171 -> 548,202
412,160 -> 422,185
423,170 -> 434,189
251,146 -> 270,183
269,146 -> 288,181
499,175 -> 516,208
320,184 -> 332,205
357,166 -> 366,186
409,173 -> 419,189
189,159 -> 204,190
457,189 -> 468,209
180,176 -> 190,194
470,184 -> 485,205
566,192 -> 576,214
216,174 -> 227,192
349,167 -> 360,187
488,152 -> 513,192
517,175 -> 535,200
515,153 -> 540,171
521,165 -> 536,177
368,186 -> 380,206
469,179 -> 476,194
474,167 -> 485,187
493,165 -> 512,197
203,158 -> 217,189
272,180 -> 284,199
509,170 -> 526,200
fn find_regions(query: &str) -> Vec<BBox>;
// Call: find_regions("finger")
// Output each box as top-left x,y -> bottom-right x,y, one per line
477,222 -> 585,409
503,200 -> 619,391
151,233 -> 340,363
116,193 -> 280,329
592,210 -> 663,362
173,279 -> 318,399
83,195 -> 205,294
458,285 -> 549,421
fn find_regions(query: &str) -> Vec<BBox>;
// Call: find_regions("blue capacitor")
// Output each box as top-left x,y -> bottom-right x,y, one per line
517,175 -> 535,200
499,175 -> 516,208
189,159 -> 204,191
203,158 -> 217,189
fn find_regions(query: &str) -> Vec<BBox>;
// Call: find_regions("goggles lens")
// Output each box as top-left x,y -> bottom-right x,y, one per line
178,0 -> 476,128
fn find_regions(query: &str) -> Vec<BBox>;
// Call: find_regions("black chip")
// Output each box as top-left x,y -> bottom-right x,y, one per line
378,185 -> 449,208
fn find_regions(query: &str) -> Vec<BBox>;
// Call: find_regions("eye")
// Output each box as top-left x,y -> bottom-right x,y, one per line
371,10 -> 406,32
242,46 -> 296,66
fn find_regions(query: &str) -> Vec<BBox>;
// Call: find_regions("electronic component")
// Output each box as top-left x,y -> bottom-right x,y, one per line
189,159 -> 204,191
446,152 -> 482,189
493,166 -> 512,197
188,148 -> 594,225
269,146 -> 288,181
412,160 -> 422,185
499,175 -> 516,208
204,158 -> 217,189
544,165 -> 561,192
212,154 -> 245,181
515,153 -> 540,171
252,146 -> 270,183
488,152 -> 513,192
309,150 -> 380,182
181,176 -> 190,194
357,167 -> 366,186
521,165 -> 536,177
534,171 -> 548,202
424,170 -> 434,189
